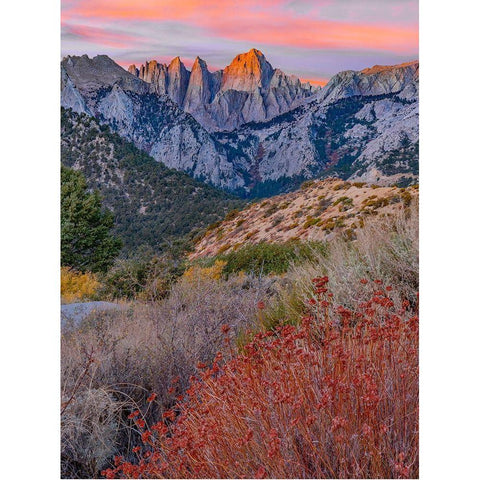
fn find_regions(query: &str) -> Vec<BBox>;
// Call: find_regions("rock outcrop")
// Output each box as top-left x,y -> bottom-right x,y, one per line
166,56 -> 191,105
183,57 -> 217,111
129,48 -> 317,131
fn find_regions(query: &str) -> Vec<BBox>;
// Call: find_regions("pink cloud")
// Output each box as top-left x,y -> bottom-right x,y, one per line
63,0 -> 418,54
63,23 -> 141,48
204,15 -> 417,53
63,0 -> 285,22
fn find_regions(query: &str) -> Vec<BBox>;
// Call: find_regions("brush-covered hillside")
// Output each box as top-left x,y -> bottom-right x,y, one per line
191,178 -> 418,259
61,107 -> 244,254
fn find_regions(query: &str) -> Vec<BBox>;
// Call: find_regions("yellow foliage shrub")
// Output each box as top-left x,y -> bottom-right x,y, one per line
182,260 -> 227,283
61,267 -> 101,303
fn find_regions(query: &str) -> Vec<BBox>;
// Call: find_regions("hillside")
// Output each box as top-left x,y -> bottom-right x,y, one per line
61,108 -> 244,254
191,178 -> 418,259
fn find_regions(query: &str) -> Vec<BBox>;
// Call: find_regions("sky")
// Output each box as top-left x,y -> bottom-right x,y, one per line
61,0 -> 418,86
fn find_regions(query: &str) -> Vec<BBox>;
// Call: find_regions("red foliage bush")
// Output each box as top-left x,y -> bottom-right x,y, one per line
103,277 -> 418,479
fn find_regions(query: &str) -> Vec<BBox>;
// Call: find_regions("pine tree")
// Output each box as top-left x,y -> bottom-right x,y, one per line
61,166 -> 122,272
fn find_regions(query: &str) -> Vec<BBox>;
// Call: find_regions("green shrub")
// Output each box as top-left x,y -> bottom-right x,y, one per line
333,182 -> 349,191
300,179 -> 315,190
271,215 -> 284,227
263,204 -> 280,217
284,222 -> 299,231
224,209 -> 240,221
217,241 -> 327,277
101,255 -> 184,300
244,230 -> 259,240
205,220 -> 222,233
402,190 -> 412,206
303,216 -> 320,229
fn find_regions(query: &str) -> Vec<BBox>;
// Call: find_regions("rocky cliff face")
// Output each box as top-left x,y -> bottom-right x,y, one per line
166,56 -> 191,105
61,53 -> 419,196
183,57 -> 216,111
318,61 -> 419,104
128,49 -> 316,131
61,54 -> 246,191
212,60 -> 419,193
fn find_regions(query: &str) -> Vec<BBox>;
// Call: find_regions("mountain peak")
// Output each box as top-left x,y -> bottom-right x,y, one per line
230,48 -> 267,65
166,57 -> 190,105
192,56 -> 208,70
168,56 -> 185,70
128,64 -> 138,76
61,54 -> 146,94
319,60 -> 419,105
222,48 -> 273,92
184,57 -> 214,110
247,48 -> 264,58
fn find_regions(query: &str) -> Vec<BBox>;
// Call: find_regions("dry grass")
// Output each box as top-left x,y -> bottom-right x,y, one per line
61,387 -> 127,477
61,273 -> 272,478
264,200 -> 418,326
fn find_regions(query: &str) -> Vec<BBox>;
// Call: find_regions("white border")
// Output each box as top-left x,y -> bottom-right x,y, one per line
2,0 -> 60,477
3,1 -> 480,478
420,1 -> 480,478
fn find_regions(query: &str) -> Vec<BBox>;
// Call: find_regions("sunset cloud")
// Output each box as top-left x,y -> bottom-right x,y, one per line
62,24 -> 144,48
62,0 -> 418,83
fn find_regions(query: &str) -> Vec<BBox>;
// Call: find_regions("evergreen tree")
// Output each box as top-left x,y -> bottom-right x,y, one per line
61,166 -> 122,272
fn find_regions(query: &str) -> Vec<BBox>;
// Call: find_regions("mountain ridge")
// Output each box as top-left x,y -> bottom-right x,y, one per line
61,51 -> 419,195
125,48 -> 317,131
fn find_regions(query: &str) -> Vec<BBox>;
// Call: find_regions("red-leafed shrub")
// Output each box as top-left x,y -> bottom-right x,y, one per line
103,277 -> 418,479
